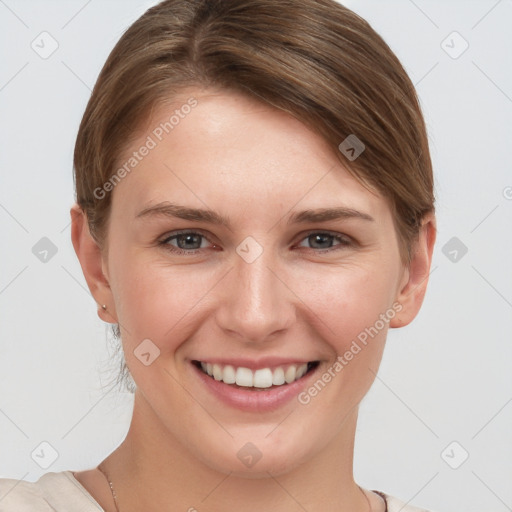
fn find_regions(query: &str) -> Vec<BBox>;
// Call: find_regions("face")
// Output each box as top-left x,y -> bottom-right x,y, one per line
83,87 -> 424,476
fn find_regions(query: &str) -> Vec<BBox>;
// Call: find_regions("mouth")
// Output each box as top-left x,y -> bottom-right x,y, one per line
192,360 -> 320,391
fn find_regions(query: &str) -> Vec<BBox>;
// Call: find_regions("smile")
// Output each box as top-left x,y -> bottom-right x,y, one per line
193,361 -> 319,389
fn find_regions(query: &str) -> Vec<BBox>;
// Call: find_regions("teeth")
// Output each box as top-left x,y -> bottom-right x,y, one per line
212,363 -> 223,381
272,367 -> 285,385
254,368 -> 273,388
223,365 -> 236,384
296,364 -> 307,379
235,367 -> 253,387
198,361 -> 310,388
285,365 -> 297,383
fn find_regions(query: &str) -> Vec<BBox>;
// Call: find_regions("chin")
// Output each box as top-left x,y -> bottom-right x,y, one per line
193,431 -> 312,478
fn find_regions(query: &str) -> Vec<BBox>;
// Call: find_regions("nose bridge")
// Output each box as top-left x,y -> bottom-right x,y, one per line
216,244 -> 294,342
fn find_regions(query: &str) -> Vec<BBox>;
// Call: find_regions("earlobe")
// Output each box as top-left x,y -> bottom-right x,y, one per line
70,204 -> 118,323
390,212 -> 437,328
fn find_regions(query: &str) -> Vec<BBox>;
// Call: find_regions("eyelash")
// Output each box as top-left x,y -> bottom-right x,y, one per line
158,230 -> 354,256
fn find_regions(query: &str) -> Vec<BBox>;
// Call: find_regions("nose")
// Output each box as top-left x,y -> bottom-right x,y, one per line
214,249 -> 296,344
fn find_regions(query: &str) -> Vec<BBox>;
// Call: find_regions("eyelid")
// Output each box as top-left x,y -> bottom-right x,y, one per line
158,229 -> 355,257
158,229 -> 219,255
295,229 -> 354,246
160,228 -> 214,244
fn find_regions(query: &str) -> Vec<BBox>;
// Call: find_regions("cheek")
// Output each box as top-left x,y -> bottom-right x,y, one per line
290,266 -> 399,418
294,262 -> 399,355
108,251 -> 211,352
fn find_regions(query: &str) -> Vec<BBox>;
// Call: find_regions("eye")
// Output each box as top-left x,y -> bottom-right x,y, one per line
297,231 -> 353,251
159,230 -> 214,254
158,229 -> 353,256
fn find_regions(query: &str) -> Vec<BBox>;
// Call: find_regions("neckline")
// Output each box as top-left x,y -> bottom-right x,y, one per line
63,471 -> 106,510
371,490 -> 389,512
63,470 -> 389,512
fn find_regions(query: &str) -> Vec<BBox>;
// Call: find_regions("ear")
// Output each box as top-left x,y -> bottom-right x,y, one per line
390,212 -> 436,328
70,204 -> 118,324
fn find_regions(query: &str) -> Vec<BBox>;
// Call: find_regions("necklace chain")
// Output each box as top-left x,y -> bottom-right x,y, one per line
98,463 -> 120,512
97,462 -> 372,512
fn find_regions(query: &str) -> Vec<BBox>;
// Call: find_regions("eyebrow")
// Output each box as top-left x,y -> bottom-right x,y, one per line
135,202 -> 374,227
288,207 -> 374,224
136,202 -> 232,227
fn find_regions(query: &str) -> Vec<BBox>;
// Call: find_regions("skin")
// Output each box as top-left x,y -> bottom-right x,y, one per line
71,87 -> 436,512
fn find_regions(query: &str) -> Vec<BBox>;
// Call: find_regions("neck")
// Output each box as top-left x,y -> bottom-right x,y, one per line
102,389 -> 370,512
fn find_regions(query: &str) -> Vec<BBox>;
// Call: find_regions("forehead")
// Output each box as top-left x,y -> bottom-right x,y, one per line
111,87 -> 388,224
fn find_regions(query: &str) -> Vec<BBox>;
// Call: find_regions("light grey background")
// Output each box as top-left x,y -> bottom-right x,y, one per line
1,1 -> 511,511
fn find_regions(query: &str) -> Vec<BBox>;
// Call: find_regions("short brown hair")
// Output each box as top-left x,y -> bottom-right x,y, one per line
74,0 -> 435,262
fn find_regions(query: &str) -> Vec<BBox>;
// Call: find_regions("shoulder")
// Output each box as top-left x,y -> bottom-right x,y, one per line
375,490 -> 438,512
0,474 -> 55,512
0,471 -> 103,512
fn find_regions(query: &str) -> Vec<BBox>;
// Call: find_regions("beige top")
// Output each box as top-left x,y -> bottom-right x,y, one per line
0,471 -> 436,511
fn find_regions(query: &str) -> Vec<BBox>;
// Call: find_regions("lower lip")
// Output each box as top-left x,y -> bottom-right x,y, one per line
192,363 -> 318,412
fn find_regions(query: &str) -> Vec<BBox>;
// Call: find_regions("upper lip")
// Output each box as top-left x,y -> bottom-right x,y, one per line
192,357 -> 318,370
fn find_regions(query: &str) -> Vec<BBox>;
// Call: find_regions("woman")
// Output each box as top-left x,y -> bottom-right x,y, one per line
0,0 -> 437,510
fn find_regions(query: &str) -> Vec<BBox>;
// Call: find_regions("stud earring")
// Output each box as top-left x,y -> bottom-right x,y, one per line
101,304 -> 107,311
